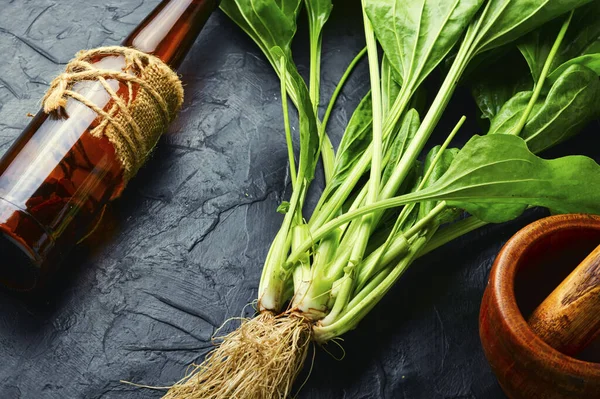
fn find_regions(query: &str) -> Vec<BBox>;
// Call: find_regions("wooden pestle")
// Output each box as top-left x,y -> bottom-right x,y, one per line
528,243 -> 600,356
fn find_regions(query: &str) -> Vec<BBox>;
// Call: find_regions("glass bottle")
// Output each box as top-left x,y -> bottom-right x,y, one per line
0,0 -> 218,290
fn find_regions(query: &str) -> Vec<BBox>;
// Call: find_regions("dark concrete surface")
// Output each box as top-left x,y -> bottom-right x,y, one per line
0,1 -> 598,398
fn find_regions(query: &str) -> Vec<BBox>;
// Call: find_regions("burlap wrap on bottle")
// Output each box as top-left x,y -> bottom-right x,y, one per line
41,46 -> 184,183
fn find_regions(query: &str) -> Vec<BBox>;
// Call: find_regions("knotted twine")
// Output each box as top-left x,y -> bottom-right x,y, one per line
42,46 -> 184,182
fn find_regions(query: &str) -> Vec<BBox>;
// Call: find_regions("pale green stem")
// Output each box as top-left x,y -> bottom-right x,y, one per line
356,116 -> 465,290
311,124 -> 423,284
377,26 -> 476,204
321,133 -> 336,184
291,229 -> 341,318
510,11 -> 574,136
420,117 -> 465,188
258,176 -> 306,311
322,47 -> 367,132
258,228 -> 293,311
288,200 -> 447,267
340,185 -> 369,232
308,88 -> 413,231
308,29 -> 322,114
307,21 -> 337,183
305,28 -> 477,270
291,223 -> 312,309
355,234 -> 409,289
316,203 -> 443,331
302,185 -> 367,296
315,114 -> 411,281
321,8 -> 383,326
314,236 -> 425,341
311,47 -> 367,186
317,45 -> 366,183
309,47 -> 368,220
362,6 -> 384,210
280,57 -> 297,189
262,47 -> 368,314
309,22 -> 476,242
418,216 -> 488,257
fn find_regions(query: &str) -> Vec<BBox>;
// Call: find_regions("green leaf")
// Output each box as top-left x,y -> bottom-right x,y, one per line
329,92 -> 373,190
523,64 -> 600,153
220,0 -> 302,67
365,0 -> 484,91
582,41 -> 600,55
554,1 -> 600,63
518,27 -> 556,82
547,54 -> 600,84
488,91 -> 533,135
304,0 -> 333,33
277,201 -> 291,214
451,201 -> 526,223
275,0 -> 303,16
402,134 -> 600,223
517,1 -> 600,83
272,47 -> 320,181
469,2 -> 597,122
382,109 -> 420,187
489,64 -> 600,153
472,0 -> 593,55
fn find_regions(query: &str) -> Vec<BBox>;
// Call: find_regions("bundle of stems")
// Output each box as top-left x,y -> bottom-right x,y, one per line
164,0 -> 600,398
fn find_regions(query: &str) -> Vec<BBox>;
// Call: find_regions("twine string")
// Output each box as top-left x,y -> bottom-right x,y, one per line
42,46 -> 184,182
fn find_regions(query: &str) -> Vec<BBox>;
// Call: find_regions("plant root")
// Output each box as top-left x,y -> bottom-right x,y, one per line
163,311 -> 313,399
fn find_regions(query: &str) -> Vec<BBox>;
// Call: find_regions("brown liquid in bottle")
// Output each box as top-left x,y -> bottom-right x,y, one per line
0,0 -> 218,290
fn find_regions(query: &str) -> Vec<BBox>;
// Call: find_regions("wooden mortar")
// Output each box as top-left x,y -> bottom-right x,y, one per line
528,242 -> 600,356
479,214 -> 600,399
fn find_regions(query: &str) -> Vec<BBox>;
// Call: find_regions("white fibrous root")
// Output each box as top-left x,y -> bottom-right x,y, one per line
163,312 -> 313,399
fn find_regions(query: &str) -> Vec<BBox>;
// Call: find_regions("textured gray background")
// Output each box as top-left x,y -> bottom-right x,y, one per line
0,1 -> 598,398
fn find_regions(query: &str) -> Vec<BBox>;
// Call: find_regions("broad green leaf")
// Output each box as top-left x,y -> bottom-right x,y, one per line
275,0 -> 303,16
582,41 -> 600,55
382,109 -> 420,186
489,64 -> 600,153
272,47 -> 320,180
365,0 -> 484,91
523,64 -> 600,153
518,28 -> 555,82
472,0 -> 593,55
304,0 -> 333,34
398,134 -> 600,223
221,0 -> 302,66
518,1 -> 600,82
555,1 -> 600,62
330,92 -> 373,190
547,54 -> 600,84
471,1 -> 599,125
488,91 -> 532,135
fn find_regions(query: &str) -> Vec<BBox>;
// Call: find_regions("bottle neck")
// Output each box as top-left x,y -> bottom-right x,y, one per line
122,0 -> 218,69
